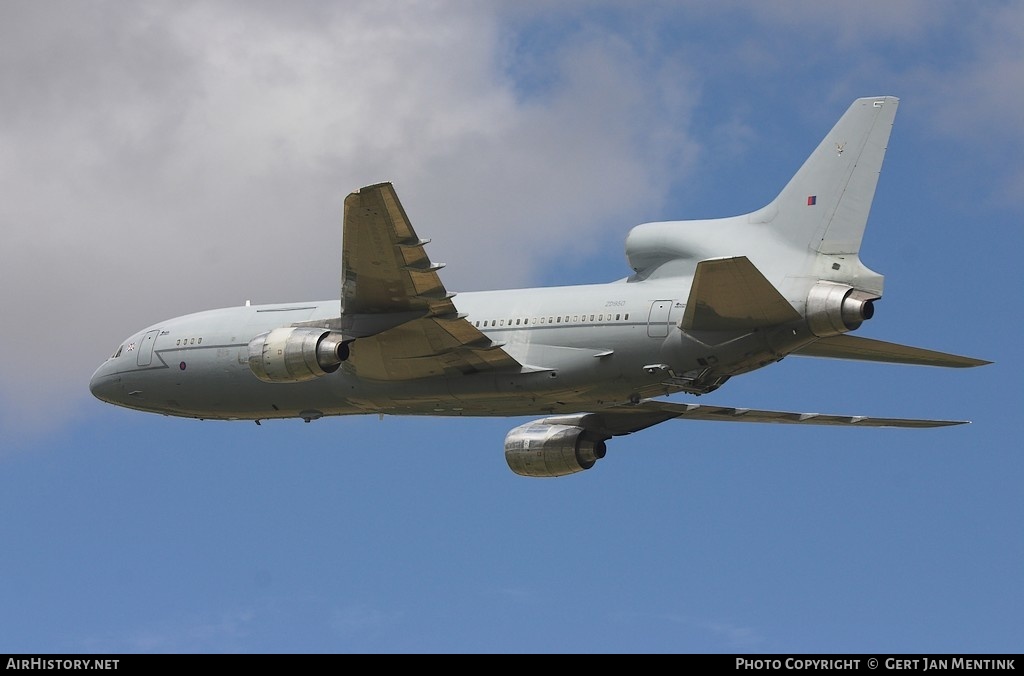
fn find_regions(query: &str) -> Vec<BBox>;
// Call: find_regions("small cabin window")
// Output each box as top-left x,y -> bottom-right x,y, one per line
624,313 -> 629,320
615,314 -> 620,321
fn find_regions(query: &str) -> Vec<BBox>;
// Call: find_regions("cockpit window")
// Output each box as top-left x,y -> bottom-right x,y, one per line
112,344 -> 124,359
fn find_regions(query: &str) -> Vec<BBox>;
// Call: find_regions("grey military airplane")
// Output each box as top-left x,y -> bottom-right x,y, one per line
90,95 -> 989,477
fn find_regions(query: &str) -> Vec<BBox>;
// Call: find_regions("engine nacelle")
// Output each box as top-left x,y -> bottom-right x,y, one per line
805,281 -> 876,338
248,327 -> 351,383
504,422 -> 609,478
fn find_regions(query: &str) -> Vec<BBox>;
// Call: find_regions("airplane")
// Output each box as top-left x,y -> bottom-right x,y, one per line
89,95 -> 990,477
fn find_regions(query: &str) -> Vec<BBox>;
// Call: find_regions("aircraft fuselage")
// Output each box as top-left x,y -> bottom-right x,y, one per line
89,279 -> 800,422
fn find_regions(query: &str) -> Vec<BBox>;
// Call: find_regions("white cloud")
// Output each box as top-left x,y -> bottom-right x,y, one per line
742,0 -> 943,45
914,5 -> 1024,205
0,2 -> 700,438
4,1 -> 1018,442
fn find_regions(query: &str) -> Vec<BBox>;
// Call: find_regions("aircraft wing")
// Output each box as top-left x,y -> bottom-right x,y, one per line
342,182 -> 453,316
540,398 -> 969,438
339,182 -> 521,379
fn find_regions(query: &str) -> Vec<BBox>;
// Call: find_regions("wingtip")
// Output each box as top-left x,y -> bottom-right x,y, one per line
859,94 -> 899,103
348,181 -> 394,196
952,357 -> 993,368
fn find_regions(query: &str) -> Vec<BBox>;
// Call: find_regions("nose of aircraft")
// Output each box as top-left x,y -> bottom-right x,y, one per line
89,360 -> 123,405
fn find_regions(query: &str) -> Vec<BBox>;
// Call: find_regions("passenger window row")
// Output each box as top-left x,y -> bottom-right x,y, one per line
474,313 -> 629,328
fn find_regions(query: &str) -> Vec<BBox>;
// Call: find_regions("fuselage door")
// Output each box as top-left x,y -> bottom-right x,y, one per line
137,329 -> 160,367
647,300 -> 673,337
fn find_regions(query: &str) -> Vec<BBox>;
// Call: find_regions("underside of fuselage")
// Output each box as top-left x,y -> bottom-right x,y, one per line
90,339 -> 709,422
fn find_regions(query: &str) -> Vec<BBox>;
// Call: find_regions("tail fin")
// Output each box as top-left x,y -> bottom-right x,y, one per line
625,96 -> 899,294
768,95 -> 899,256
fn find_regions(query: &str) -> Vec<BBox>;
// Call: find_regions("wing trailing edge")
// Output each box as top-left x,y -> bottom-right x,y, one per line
625,400 -> 968,428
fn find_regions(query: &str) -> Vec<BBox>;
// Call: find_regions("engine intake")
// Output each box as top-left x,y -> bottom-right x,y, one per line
805,282 -> 876,337
504,422 -> 609,478
248,327 -> 351,383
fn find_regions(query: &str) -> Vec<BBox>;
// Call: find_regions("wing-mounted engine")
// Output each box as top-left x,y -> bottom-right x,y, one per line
248,327 -> 352,383
805,281 -> 878,338
504,422 -> 609,478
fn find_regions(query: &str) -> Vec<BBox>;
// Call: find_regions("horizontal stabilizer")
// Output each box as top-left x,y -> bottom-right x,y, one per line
792,334 -> 991,368
680,256 -> 801,331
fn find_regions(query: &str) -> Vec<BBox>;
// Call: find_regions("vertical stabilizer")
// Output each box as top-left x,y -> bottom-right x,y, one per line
623,96 -> 899,294
771,96 -> 898,255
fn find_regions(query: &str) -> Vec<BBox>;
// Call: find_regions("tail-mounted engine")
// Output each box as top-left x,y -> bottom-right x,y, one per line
504,422 -> 609,478
805,281 -> 878,338
248,327 -> 351,383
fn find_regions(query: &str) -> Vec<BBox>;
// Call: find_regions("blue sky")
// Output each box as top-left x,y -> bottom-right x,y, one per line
1,1 -> 1020,653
